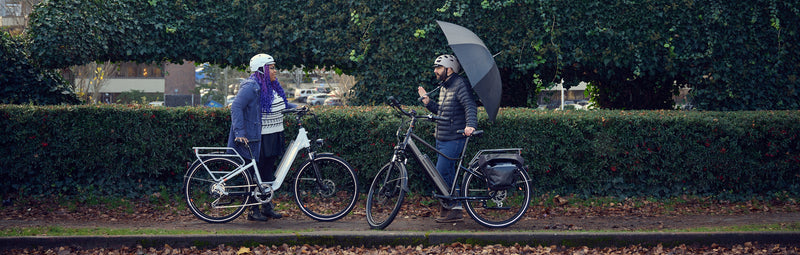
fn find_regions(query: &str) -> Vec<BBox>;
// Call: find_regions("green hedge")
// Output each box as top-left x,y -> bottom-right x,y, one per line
1,105 -> 798,201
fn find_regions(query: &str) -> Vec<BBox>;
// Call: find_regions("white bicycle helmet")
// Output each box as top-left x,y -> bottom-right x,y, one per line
433,54 -> 460,73
249,53 -> 275,73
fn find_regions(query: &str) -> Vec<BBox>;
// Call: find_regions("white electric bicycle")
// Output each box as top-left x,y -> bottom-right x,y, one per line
183,106 -> 358,223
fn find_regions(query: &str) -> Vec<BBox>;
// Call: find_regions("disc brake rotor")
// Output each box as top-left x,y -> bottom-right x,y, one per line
318,179 -> 337,197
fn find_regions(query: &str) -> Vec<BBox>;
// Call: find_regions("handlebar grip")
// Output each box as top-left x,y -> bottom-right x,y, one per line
387,96 -> 400,106
457,129 -> 484,137
430,115 -> 449,121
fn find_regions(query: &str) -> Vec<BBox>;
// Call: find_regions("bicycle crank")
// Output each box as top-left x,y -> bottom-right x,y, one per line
252,183 -> 274,203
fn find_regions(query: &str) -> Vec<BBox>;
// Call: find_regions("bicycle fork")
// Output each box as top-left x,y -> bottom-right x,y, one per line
305,152 -> 333,194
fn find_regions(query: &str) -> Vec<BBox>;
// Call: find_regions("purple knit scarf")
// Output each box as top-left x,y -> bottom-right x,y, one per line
251,66 -> 287,113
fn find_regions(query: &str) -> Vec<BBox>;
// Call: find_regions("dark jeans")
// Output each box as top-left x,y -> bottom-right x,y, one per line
435,138 -> 466,190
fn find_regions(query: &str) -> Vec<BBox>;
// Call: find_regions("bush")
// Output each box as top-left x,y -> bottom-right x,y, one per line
0,32 -> 77,105
1,105 -> 798,201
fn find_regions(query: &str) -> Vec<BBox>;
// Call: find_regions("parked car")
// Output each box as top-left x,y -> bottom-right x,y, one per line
324,97 -> 343,106
306,93 -> 329,105
294,89 -> 315,102
576,100 -> 591,108
558,100 -> 583,110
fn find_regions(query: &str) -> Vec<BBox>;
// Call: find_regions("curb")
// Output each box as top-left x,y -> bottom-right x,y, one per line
2,231 -> 799,250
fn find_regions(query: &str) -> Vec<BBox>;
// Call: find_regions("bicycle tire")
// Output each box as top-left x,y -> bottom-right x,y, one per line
293,154 -> 359,221
365,161 -> 407,230
184,157 -> 252,223
463,166 -> 531,228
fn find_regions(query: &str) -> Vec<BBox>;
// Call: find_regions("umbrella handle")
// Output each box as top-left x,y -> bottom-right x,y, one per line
417,85 -> 442,101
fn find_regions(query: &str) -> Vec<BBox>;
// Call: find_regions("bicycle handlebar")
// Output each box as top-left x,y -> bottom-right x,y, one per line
387,96 -> 449,122
280,105 -> 309,115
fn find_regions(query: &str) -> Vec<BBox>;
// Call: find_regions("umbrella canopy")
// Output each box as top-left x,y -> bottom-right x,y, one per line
436,20 -> 502,121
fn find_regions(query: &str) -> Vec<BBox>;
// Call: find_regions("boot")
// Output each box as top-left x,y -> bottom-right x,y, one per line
435,209 -> 464,223
434,205 -> 450,221
261,202 -> 283,219
247,205 -> 269,221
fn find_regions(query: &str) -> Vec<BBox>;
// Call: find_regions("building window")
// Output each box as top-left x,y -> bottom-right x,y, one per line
112,62 -> 164,78
4,3 -> 22,16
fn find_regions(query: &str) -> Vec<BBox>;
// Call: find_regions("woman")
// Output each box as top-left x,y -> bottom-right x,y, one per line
227,53 -> 295,221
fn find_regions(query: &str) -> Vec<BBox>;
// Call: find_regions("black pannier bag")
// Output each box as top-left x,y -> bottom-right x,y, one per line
472,153 -> 524,191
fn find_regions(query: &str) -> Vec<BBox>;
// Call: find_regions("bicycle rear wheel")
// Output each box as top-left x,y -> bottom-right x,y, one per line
463,166 -> 531,228
184,157 -> 252,223
293,154 -> 359,221
366,161 -> 407,230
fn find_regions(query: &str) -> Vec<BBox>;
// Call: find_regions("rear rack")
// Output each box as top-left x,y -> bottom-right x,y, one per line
468,148 -> 522,167
193,147 -> 247,166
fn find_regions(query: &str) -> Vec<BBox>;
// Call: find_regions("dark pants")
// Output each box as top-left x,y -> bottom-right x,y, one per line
257,132 -> 285,182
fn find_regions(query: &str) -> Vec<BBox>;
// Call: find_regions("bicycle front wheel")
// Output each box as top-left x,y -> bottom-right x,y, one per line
184,157 -> 252,223
463,166 -> 531,228
366,161 -> 407,230
293,154 -> 359,221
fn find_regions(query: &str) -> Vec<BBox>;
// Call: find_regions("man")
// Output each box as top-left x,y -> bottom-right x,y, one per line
417,54 -> 478,223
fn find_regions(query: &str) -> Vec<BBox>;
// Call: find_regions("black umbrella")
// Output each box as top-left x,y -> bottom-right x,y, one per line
436,20 -> 502,121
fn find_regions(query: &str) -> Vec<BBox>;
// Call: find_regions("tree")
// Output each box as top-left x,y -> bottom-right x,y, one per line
70,61 -> 118,103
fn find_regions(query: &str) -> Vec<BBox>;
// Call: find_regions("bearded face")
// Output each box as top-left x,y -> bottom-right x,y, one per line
434,66 -> 448,81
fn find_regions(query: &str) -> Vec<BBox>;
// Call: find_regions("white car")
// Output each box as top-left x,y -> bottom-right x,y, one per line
324,97 -> 343,106
294,89 -> 315,99
306,93 -> 329,105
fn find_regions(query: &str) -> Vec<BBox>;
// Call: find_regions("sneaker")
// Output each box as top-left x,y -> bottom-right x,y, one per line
435,209 -> 464,223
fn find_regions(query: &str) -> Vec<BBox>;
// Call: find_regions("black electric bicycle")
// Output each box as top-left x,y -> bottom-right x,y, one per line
365,97 -> 531,229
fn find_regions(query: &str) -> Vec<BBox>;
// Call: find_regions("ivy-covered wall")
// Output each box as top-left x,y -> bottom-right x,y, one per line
2,105 -> 798,201
24,0 -> 800,110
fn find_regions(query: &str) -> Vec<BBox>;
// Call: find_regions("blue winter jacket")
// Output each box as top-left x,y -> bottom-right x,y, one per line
226,78 -> 295,160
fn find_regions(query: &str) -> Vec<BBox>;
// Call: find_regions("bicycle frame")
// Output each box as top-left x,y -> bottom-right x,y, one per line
398,127 -> 470,198
389,102 -> 478,200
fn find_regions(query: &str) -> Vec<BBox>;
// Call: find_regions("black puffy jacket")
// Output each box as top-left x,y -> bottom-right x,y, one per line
424,74 -> 478,141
